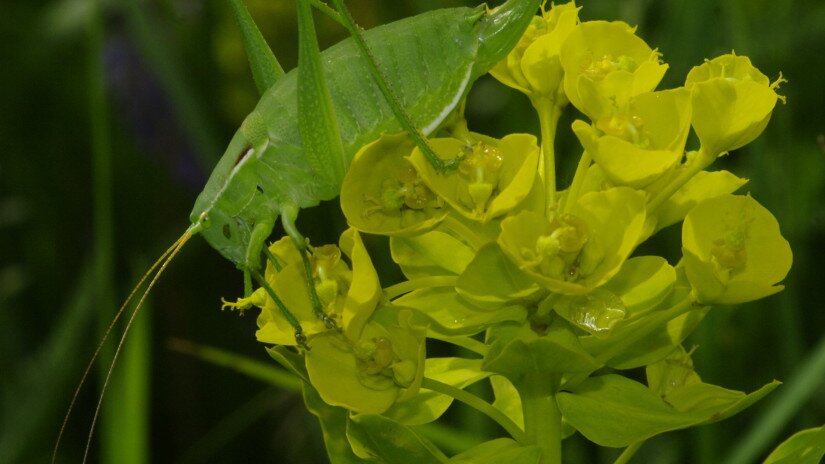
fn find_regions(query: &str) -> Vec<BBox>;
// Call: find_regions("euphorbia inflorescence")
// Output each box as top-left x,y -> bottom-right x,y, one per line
225,2 -> 791,461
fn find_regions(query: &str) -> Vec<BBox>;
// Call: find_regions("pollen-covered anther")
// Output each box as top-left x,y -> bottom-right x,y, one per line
458,143 -> 504,211
595,114 -> 648,147
355,337 -> 395,375
582,53 -> 637,80
710,237 -> 748,272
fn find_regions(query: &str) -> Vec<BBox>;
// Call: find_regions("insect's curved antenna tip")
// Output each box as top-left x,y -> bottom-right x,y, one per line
52,225 -> 198,463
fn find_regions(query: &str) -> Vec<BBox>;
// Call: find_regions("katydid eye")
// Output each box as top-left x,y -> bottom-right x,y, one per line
235,145 -> 254,166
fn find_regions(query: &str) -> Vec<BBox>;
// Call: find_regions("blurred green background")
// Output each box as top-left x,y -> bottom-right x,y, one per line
2,0 -> 824,462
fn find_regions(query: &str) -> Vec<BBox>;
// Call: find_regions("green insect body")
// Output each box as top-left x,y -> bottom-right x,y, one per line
53,2 -> 544,460
189,0 -> 540,272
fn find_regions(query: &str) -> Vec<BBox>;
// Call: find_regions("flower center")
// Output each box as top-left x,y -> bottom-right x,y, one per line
581,53 -> 637,80
458,142 -> 504,212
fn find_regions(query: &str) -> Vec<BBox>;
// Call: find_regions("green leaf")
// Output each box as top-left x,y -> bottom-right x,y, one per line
764,425 -> 825,464
664,381 -> 780,423
557,374 -> 779,447
491,375 -> 524,429
303,383 -> 370,464
557,374 -> 700,447
384,358 -> 490,425
347,414 -> 447,463
391,230 -> 475,279
484,322 -> 600,385
448,438 -> 542,464
456,243 -> 541,309
396,287 -> 527,336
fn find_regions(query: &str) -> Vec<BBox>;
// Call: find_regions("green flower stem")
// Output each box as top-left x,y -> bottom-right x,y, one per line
562,150 -> 592,214
519,374 -> 562,464
383,276 -> 458,300
533,97 -> 562,218
441,214 -> 485,249
421,377 -> 527,443
613,441 -> 645,464
427,333 -> 489,356
647,147 -> 716,212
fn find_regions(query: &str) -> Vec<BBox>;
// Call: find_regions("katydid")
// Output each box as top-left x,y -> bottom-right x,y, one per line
54,0 -> 540,460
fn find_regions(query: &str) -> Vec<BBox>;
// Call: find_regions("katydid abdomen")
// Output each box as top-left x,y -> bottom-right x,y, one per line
190,0 -> 538,269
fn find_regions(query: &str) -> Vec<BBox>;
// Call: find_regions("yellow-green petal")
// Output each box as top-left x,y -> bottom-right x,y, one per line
685,54 -> 783,156
408,133 -> 539,223
682,194 -> 792,305
341,133 -> 447,236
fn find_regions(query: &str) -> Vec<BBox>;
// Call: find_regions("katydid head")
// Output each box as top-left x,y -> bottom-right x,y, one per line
473,0 -> 543,78
190,112 -> 272,269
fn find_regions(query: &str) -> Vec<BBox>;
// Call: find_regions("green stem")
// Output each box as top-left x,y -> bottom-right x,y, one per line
421,377 -> 526,443
441,214 -> 485,249
613,441 -> 644,464
562,150 -> 591,214
426,333 -> 488,357
533,97 -> 562,217
519,374 -> 562,464
383,276 -> 458,300
647,147 -> 715,212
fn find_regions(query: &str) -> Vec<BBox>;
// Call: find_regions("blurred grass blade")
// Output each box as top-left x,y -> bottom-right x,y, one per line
102,261 -> 152,464
167,338 -> 302,392
179,387 -> 293,464
724,333 -> 825,464
0,261 -> 96,463
122,0 -> 221,170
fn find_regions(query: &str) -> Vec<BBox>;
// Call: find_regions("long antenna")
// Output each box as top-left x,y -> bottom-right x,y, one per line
52,223 -> 200,463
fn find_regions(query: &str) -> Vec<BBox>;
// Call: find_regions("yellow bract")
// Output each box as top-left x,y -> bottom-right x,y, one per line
408,133 -> 540,223
490,1 -> 580,101
560,20 -> 668,120
498,187 -> 646,294
682,194 -> 792,305
573,88 -> 691,188
686,53 -> 785,156
341,133 -> 447,236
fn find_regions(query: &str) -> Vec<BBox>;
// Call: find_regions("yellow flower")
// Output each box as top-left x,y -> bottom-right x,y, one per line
560,20 -> 668,120
407,133 -> 540,223
685,53 -> 785,156
341,133 -> 447,236
490,1 -> 580,101
498,187 -> 646,294
682,194 -> 792,305
572,88 -> 691,188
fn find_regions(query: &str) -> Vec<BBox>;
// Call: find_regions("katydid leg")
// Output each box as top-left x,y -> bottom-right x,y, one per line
281,205 -> 338,330
251,270 -> 308,348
